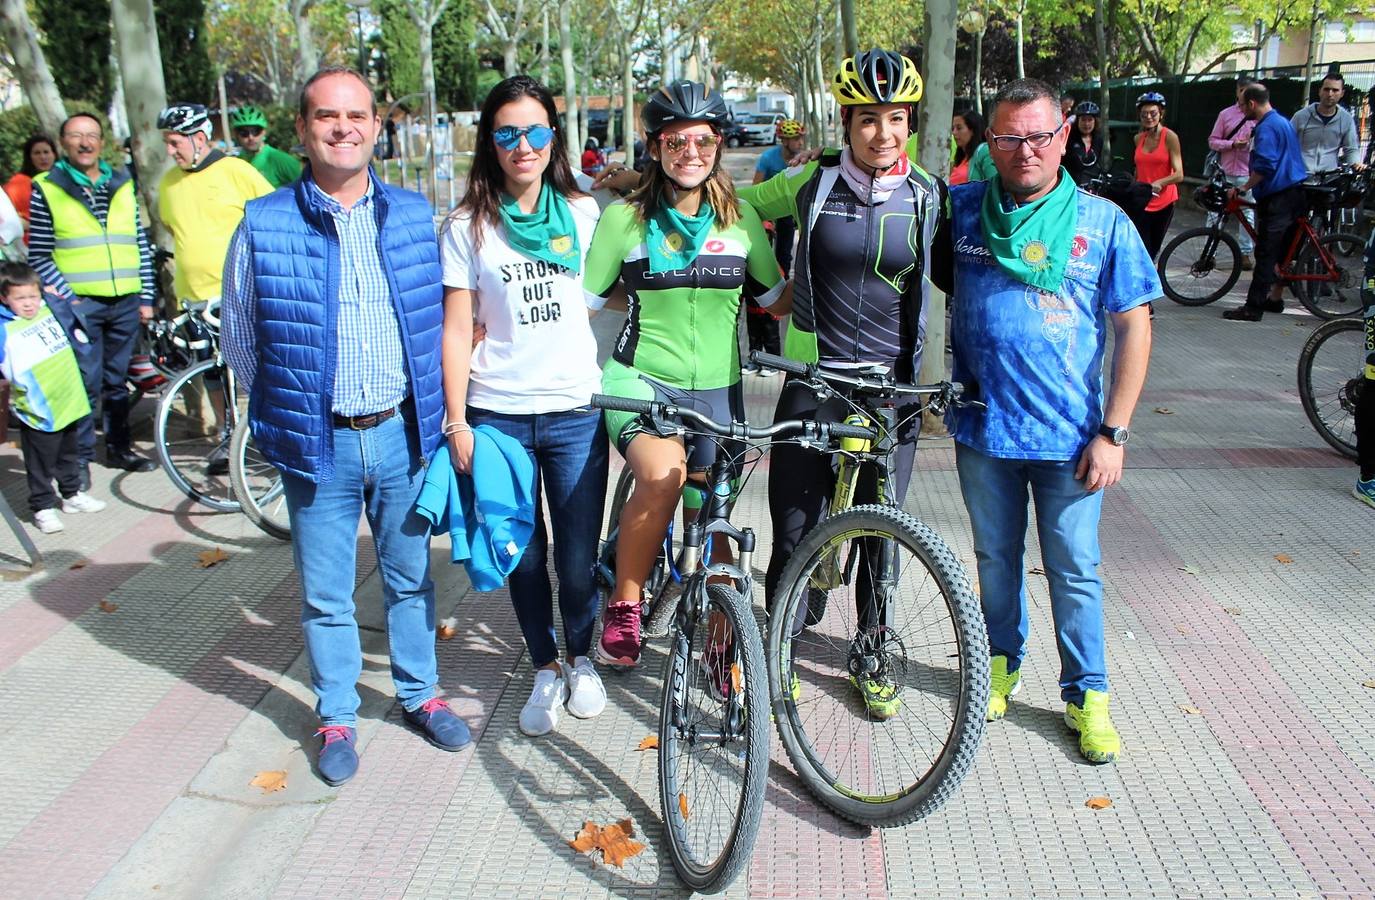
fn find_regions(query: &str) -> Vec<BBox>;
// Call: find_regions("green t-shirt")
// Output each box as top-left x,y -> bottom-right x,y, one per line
583,200 -> 784,389
241,144 -> 302,189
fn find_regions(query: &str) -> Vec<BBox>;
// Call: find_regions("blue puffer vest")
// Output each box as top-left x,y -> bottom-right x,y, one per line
242,170 -> 444,483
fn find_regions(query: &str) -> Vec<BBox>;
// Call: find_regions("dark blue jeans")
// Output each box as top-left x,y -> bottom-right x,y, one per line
467,405 -> 609,668
69,293 -> 142,457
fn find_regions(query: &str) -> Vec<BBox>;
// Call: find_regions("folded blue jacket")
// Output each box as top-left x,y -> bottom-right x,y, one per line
414,425 -> 536,591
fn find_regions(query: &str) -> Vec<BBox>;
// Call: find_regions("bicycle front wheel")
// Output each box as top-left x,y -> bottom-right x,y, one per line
1293,232 -> 1365,319
659,582 -> 768,893
1158,227 -> 1241,305
228,418 -> 291,539
768,503 -> 989,827
1297,317 -> 1363,459
154,358 -> 240,511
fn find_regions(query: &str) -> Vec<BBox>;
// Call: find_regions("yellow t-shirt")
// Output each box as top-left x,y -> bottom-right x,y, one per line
158,155 -> 274,305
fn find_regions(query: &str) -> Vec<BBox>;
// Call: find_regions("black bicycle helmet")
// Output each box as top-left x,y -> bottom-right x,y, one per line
1074,101 -> 1101,117
641,81 -> 730,135
1135,91 -> 1166,108
158,103 -> 212,137
832,49 -> 924,106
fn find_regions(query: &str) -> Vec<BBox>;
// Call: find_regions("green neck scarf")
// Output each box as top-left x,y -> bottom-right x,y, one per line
979,168 -> 1078,294
56,159 -> 113,190
645,202 -> 716,274
497,182 -> 581,273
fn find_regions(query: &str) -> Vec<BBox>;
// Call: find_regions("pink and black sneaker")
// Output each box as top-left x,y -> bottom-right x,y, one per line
597,601 -> 642,667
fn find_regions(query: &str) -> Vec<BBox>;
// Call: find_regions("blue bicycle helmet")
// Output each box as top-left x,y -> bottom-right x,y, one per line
1075,101 -> 1101,117
1135,91 -> 1166,108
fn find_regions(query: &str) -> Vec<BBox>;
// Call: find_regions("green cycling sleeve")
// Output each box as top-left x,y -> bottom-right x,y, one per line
736,161 -> 816,222
738,202 -> 785,307
583,201 -> 638,302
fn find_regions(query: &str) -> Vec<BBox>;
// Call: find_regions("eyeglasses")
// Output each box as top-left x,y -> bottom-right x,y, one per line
659,133 -> 720,154
236,127 -> 265,137
986,121 -> 1066,153
62,132 -> 102,143
493,124 -> 555,151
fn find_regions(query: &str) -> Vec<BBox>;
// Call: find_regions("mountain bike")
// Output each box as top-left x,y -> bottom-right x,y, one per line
590,392 -> 874,893
1298,315 -> 1365,459
1157,169 -> 1364,318
750,351 -> 989,827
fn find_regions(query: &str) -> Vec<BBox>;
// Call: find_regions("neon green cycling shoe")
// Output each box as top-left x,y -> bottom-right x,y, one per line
850,673 -> 901,720
987,655 -> 1022,722
1065,689 -> 1120,764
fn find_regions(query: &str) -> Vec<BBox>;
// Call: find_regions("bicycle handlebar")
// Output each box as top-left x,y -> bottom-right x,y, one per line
749,351 -> 977,411
590,393 -> 877,444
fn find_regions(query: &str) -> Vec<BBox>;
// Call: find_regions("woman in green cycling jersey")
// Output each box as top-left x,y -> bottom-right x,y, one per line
738,48 -> 952,718
586,80 -> 788,668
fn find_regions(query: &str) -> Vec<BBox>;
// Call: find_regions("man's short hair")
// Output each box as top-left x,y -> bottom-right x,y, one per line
992,78 -> 1064,126
1237,75 -> 1256,89
1321,73 -> 1345,88
298,66 -> 378,120
1242,83 -> 1269,106
59,113 -> 103,138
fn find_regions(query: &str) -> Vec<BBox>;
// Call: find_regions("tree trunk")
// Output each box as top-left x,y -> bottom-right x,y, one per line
973,29 -> 984,115
1015,15 -> 1025,78
916,0 -> 956,393
417,22 -> 439,206
621,44 -> 635,169
0,0 -> 67,136
839,0 -> 858,57
559,0 -> 580,165
111,0 -> 169,241
217,70 -> 232,148
291,0 -> 318,93
504,39 -> 518,77
1301,0 -> 1321,109
539,5 -> 550,85
1094,0 -> 1111,160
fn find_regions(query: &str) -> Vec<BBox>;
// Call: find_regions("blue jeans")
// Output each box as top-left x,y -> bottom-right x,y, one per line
69,293 -> 143,456
281,412 -> 437,726
467,405 -> 608,669
954,442 -> 1107,704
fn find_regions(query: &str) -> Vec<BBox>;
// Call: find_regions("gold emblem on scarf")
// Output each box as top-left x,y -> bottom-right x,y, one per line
550,234 -> 573,256
1020,240 -> 1049,269
663,232 -> 685,254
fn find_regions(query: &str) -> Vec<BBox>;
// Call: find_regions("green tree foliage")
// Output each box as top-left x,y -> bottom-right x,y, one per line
156,0 -> 217,104
34,0 -> 113,108
376,0 -> 479,109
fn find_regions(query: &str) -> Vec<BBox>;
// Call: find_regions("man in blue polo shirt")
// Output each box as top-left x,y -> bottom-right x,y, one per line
947,79 -> 1157,764
1224,82 -> 1308,321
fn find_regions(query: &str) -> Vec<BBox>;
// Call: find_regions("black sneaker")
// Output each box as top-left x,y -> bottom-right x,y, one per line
1223,306 -> 1263,322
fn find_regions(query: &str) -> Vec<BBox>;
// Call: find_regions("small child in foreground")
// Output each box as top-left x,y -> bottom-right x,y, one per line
0,262 -> 105,533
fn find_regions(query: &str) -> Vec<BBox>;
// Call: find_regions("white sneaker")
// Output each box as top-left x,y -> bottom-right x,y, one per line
61,491 -> 107,514
33,509 -> 63,534
564,656 -> 607,719
519,668 -> 568,736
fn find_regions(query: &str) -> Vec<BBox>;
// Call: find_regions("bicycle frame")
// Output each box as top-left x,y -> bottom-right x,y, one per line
1208,193 -> 1342,284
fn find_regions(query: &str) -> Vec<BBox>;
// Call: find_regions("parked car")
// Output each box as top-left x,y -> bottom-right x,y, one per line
722,121 -> 751,148
735,112 -> 785,146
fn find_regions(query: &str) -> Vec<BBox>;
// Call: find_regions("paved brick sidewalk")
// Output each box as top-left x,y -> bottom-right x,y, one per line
0,275 -> 1370,899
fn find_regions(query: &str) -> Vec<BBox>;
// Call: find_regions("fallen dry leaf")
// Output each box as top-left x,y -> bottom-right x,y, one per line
1274,553 -> 1293,565
69,561 -> 88,570
1028,566 -> 1046,575
1085,796 -> 1113,810
678,793 -> 690,821
1178,704 -> 1202,716
98,599 -> 118,613
197,547 -> 230,568
1176,625 -> 1192,635
1362,679 -> 1375,689
569,819 -> 645,868
636,735 -> 659,751
437,622 -> 458,641
1224,607 -> 1241,616
249,770 -> 287,793
1178,565 -> 1200,576
1153,407 -> 1175,415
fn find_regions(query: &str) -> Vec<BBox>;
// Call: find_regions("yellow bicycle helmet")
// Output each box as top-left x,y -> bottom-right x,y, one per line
776,119 -> 806,139
832,49 -> 924,106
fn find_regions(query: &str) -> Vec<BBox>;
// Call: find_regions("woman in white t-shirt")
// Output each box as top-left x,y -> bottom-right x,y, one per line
440,76 -> 608,738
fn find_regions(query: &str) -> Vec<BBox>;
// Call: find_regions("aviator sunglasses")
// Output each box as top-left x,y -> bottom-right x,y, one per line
492,124 -> 556,151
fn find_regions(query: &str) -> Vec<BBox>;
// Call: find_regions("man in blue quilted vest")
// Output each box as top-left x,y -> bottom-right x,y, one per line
221,67 -> 469,786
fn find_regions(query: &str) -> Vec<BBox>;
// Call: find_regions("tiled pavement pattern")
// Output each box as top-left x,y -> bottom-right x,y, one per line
0,277 -> 1371,900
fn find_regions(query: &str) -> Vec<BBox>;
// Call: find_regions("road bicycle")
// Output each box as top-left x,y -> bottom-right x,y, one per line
750,351 -> 989,828
590,391 -> 873,893
1157,169 -> 1364,318
1298,315 -> 1366,459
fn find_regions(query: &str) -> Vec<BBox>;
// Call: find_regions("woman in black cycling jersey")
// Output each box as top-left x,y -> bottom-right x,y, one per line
1064,101 -> 1106,186
739,49 -> 952,719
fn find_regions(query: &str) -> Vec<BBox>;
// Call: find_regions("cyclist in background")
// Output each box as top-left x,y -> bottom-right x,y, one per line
949,109 -> 984,185
231,106 -> 303,188
157,103 -> 274,472
738,48 -> 952,718
586,80 -> 788,669
1063,101 -> 1106,187
1291,73 -> 1361,176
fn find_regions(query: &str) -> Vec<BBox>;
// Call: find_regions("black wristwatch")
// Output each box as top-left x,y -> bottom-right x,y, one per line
1098,423 -> 1130,446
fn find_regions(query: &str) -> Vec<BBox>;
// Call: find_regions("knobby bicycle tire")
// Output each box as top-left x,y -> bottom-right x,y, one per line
1158,227 -> 1242,306
767,503 -> 989,828
659,581 -> 769,893
229,418 -> 291,540
1297,316 -> 1362,459
154,358 -> 240,512
1292,232 -> 1365,319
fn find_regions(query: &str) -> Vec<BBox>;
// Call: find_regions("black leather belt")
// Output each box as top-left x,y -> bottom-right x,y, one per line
333,406 -> 398,430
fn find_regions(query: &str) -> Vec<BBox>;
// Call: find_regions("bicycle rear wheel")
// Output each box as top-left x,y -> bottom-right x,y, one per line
1157,227 -> 1241,305
154,358 -> 240,511
1293,233 -> 1364,319
659,582 -> 768,893
1297,317 -> 1363,459
767,503 -> 988,827
228,418 -> 291,539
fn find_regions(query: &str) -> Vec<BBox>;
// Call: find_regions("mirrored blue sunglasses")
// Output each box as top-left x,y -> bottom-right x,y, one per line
492,124 -> 556,151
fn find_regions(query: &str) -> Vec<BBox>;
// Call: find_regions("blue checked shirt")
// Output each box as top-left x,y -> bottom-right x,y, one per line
222,181 -> 409,416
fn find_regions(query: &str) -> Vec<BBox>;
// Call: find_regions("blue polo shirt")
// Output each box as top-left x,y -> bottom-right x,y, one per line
755,145 -> 788,181
1249,109 -> 1308,199
946,180 -> 1161,461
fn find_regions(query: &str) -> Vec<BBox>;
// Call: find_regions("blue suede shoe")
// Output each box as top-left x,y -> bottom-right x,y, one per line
403,698 -> 471,751
316,725 -> 358,786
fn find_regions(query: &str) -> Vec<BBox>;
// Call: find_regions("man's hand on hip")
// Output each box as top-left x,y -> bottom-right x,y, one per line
1075,437 -> 1124,492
